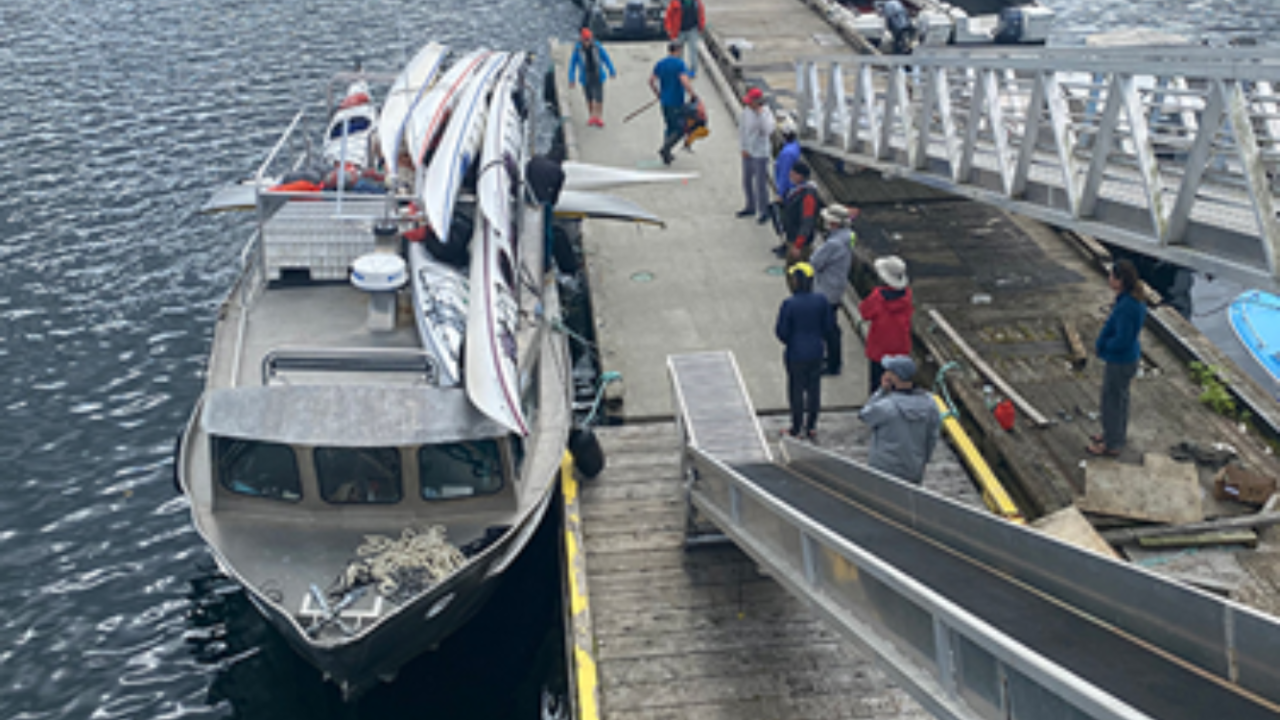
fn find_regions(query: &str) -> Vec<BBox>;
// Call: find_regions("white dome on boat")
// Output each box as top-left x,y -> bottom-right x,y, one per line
351,253 -> 408,292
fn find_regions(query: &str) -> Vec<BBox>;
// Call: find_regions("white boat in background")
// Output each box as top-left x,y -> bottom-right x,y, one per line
468,55 -> 530,435
378,42 -> 448,190
323,78 -> 379,169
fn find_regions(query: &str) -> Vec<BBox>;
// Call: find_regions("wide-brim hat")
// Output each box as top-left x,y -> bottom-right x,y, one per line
821,204 -> 856,227
874,255 -> 908,289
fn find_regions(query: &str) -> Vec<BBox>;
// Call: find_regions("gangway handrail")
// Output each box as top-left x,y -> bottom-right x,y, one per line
686,446 -> 1150,720
682,437 -> 1280,719
791,46 -> 1280,288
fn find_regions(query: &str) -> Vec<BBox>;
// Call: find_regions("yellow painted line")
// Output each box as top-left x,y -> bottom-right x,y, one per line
934,395 -> 1025,524
561,451 -> 601,720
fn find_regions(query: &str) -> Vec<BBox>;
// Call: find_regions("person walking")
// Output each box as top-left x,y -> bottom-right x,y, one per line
775,160 -> 820,260
858,354 -> 940,484
568,28 -> 616,128
858,255 -> 913,395
775,262 -> 834,441
810,204 -> 858,375
649,41 -> 697,165
1088,259 -> 1148,457
737,87 -> 775,224
663,0 -> 706,78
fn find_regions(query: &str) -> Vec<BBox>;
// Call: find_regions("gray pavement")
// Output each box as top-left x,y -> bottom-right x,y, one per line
555,40 -> 868,420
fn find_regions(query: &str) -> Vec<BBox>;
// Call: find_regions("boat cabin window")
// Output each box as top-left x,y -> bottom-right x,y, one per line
214,437 -> 302,502
329,116 -> 372,138
418,440 -> 503,500
316,447 -> 403,505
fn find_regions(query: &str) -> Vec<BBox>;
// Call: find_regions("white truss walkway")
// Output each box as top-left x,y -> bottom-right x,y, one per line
794,45 -> 1280,288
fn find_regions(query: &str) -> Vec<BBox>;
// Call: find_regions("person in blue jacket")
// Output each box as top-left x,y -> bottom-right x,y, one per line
1088,259 -> 1147,457
774,117 -> 802,199
775,262 -> 834,441
569,28 -> 616,128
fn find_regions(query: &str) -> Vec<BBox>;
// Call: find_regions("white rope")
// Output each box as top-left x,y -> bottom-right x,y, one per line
334,525 -> 466,601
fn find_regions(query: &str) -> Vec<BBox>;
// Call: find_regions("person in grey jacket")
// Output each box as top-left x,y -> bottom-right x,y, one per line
858,354 -> 939,484
736,87 -> 775,223
810,204 -> 858,375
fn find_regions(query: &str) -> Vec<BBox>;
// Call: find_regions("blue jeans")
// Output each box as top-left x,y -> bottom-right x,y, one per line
661,104 -> 685,153
741,155 -> 769,216
679,28 -> 699,76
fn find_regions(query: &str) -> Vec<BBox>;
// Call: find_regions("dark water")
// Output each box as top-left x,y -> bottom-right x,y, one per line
0,1 -> 578,718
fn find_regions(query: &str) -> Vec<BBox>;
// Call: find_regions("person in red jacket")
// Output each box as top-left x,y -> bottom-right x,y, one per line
664,0 -> 706,78
858,255 -> 914,396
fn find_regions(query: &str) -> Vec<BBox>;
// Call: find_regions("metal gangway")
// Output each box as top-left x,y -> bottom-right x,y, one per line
668,350 -> 1280,720
792,45 -> 1280,288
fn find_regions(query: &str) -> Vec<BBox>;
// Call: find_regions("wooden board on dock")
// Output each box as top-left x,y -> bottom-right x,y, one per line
573,416 -> 986,720
1079,454 -> 1204,525
1031,506 -> 1121,559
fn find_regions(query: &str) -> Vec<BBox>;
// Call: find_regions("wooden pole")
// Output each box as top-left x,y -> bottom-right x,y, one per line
928,309 -> 1052,428
1100,506 -> 1280,544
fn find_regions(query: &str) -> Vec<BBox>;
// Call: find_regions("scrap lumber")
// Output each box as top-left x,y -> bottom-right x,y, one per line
1061,317 -> 1088,370
1101,509 -> 1280,544
927,309 -> 1051,427
1078,453 -> 1203,525
1138,530 -> 1258,549
1032,506 -> 1121,559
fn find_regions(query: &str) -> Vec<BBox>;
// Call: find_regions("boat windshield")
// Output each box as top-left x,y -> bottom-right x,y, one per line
214,436 -> 302,502
329,116 -> 372,139
316,447 -> 403,504
418,440 -> 504,500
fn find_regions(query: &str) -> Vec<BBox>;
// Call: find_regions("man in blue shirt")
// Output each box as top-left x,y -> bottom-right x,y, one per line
649,41 -> 697,165
774,117 -> 801,198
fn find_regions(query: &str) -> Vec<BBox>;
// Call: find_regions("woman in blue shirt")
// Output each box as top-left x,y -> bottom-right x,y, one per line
1088,259 -> 1147,457
775,263 -> 834,440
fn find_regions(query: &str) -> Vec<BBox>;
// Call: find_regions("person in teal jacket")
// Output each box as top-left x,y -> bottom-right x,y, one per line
1088,259 -> 1148,457
568,28 -> 616,128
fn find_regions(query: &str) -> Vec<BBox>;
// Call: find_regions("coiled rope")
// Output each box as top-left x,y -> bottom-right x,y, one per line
332,525 -> 466,603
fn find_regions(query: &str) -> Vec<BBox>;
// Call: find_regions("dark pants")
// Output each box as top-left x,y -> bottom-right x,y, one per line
1101,360 -> 1138,450
583,80 -> 603,103
825,305 -> 842,373
786,358 -> 823,434
660,104 -> 684,155
868,358 -> 885,396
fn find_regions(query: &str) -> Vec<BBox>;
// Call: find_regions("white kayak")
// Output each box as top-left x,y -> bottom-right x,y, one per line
554,189 -> 667,227
418,52 -> 509,244
323,79 -> 378,169
404,49 -> 490,176
562,161 -> 697,191
378,42 -> 448,185
467,54 -> 529,435
408,240 -> 470,386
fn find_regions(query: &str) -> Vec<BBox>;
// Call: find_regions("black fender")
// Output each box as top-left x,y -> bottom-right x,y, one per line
568,427 -> 605,479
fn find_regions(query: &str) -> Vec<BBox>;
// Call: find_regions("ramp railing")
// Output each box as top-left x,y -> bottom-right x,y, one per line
794,46 -> 1280,288
681,437 -> 1280,720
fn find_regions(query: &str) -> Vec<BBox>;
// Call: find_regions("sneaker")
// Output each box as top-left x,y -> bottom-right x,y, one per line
822,366 -> 841,376
757,214 -> 770,225
771,245 -> 787,258
660,149 -> 674,165
597,118 -> 605,128
735,208 -> 754,218
805,429 -> 818,443
781,428 -> 801,439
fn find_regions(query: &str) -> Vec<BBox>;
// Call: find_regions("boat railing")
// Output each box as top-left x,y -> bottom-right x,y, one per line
261,348 -> 441,386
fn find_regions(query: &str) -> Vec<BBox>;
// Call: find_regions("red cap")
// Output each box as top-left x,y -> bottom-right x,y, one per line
580,28 -> 592,40
743,88 -> 764,104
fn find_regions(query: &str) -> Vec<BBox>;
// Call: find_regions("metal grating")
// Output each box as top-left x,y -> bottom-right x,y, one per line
668,351 -> 771,465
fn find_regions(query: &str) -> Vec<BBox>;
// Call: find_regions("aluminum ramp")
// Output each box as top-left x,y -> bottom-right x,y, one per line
669,361 -> 1280,719
792,46 -> 1280,289
668,351 -> 772,541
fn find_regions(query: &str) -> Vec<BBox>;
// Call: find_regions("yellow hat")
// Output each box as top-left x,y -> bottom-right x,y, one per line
789,262 -> 814,278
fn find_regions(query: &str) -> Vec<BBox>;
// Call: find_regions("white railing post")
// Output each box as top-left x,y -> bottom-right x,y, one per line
822,61 -> 847,147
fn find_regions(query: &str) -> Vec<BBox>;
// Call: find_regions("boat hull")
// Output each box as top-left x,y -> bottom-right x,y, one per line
1229,289 -> 1280,385
235,484 -> 556,697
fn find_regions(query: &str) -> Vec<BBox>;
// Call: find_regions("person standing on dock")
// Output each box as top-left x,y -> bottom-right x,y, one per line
650,41 -> 697,165
775,160 -> 820,260
736,87 -> 775,224
775,262 -> 834,441
858,256 -> 914,396
568,28 -> 616,128
859,355 -> 939,484
663,0 -> 705,78
811,205 -> 858,376
1088,259 -> 1147,458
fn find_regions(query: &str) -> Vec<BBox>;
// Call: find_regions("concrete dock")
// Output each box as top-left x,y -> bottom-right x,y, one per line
553,38 -> 868,421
